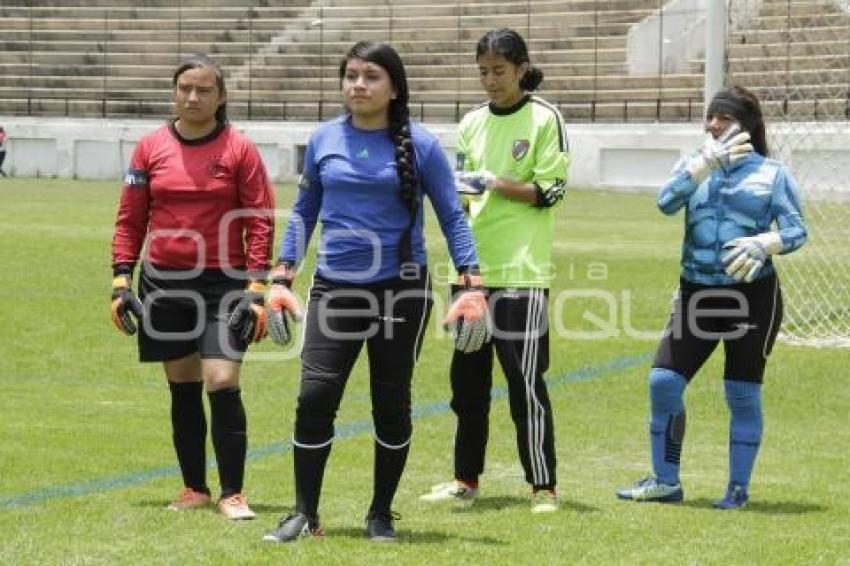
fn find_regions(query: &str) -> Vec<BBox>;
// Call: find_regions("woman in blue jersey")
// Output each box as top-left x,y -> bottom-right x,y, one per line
261,41 -> 488,543
617,86 -> 807,509
420,28 -> 570,513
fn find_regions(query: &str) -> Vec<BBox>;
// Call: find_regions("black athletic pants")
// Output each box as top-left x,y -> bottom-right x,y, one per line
292,271 -> 432,518
450,287 -> 557,490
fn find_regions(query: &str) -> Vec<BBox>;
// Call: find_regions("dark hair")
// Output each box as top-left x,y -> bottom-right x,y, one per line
475,28 -> 543,91
339,41 -> 419,263
172,53 -> 227,123
707,85 -> 769,157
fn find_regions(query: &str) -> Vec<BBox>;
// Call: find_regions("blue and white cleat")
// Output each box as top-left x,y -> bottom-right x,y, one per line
616,476 -> 684,503
712,483 -> 749,510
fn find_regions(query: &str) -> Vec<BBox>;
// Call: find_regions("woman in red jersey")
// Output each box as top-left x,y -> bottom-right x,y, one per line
110,54 -> 274,520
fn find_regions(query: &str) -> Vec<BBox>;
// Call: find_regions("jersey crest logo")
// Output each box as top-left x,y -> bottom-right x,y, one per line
512,139 -> 530,160
357,147 -> 369,159
206,156 -> 227,177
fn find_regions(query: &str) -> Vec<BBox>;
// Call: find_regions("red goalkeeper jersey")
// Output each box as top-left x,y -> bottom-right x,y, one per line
112,122 -> 274,273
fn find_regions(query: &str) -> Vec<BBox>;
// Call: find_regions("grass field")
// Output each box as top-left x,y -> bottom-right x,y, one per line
1,178 -> 848,565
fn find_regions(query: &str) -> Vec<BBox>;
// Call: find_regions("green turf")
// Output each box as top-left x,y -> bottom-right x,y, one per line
1,178 -> 848,565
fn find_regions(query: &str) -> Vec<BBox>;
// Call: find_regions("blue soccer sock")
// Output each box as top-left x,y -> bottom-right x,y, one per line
649,368 -> 687,485
724,379 -> 763,490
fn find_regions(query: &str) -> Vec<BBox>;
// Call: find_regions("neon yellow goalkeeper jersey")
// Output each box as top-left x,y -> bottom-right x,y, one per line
457,95 -> 571,288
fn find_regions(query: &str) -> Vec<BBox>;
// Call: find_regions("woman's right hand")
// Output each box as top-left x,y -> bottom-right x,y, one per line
444,275 -> 491,353
267,283 -> 303,346
111,274 -> 144,336
686,124 -> 753,183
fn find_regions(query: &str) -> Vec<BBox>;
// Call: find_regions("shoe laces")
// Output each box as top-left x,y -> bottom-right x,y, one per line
279,512 -> 321,533
367,510 -> 401,523
730,485 -> 747,501
178,487 -> 208,502
222,493 -> 247,507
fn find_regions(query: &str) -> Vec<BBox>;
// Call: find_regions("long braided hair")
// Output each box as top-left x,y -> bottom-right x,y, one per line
339,41 -> 419,265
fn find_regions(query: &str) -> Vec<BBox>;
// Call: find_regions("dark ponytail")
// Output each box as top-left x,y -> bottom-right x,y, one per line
476,28 -> 544,92
340,41 -> 419,264
173,53 -> 228,123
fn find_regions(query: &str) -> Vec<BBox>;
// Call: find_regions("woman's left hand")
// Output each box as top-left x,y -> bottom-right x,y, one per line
228,281 -> 268,343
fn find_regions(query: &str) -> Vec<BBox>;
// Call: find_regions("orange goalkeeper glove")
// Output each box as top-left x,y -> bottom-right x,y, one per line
111,272 -> 144,335
228,280 -> 268,344
266,263 -> 304,346
444,273 -> 491,353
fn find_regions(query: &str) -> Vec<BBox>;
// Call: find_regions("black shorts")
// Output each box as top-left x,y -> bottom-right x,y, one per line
653,274 -> 783,383
137,264 -> 249,363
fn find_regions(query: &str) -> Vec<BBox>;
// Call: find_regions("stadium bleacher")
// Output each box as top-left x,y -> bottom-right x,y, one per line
0,0 -> 847,122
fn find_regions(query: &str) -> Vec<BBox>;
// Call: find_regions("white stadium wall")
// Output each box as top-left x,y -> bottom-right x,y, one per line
1,117 -> 848,197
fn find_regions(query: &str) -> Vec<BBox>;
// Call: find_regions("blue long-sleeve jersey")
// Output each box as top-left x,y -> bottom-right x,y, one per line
280,115 -> 478,284
657,152 -> 807,285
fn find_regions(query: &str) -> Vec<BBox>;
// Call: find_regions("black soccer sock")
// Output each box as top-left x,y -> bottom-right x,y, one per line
168,381 -> 209,494
208,387 -> 247,498
369,440 -> 410,515
293,443 -> 332,520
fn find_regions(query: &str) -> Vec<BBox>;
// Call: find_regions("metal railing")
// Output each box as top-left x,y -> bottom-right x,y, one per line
3,95 -> 716,123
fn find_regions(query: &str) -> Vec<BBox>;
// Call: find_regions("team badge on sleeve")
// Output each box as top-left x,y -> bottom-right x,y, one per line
512,139 -> 530,160
123,168 -> 149,188
297,174 -> 311,191
456,152 -> 467,171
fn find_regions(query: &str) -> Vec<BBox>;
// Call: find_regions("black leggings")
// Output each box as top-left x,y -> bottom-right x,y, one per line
653,274 -> 783,383
293,272 -> 433,448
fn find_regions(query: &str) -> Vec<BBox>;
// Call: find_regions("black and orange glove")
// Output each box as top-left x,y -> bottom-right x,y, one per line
444,272 -> 491,353
110,271 -> 144,336
266,263 -> 304,346
227,280 -> 268,343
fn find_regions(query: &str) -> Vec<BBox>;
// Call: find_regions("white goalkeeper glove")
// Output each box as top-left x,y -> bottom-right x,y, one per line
686,123 -> 753,184
721,232 -> 782,283
455,170 -> 496,195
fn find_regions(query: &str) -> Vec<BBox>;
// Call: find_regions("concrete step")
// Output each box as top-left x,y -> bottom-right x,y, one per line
728,54 -> 850,73
728,40 -> 850,59
731,26 -> 850,45
728,68 -> 850,87
758,0 -> 846,17
227,73 -> 703,93
244,61 -> 629,80
749,12 -> 849,31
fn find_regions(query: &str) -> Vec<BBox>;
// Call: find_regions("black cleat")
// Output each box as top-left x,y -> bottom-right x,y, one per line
365,510 -> 400,542
262,512 -> 324,543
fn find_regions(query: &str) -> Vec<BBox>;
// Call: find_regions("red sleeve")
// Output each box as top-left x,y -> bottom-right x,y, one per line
236,140 -> 275,274
111,139 -> 152,269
